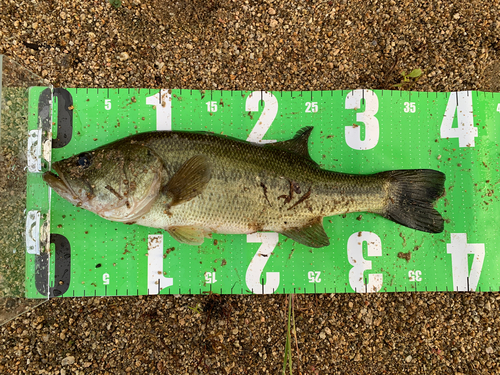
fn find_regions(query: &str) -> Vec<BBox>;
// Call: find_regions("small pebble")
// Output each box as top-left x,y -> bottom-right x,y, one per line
61,356 -> 75,366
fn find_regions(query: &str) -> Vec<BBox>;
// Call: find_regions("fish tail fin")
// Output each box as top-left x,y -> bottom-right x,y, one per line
378,169 -> 446,233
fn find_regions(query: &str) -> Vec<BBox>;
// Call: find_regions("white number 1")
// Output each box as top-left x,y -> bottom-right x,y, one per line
146,89 -> 172,131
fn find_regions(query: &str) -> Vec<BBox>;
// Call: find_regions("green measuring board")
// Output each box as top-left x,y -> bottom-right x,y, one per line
25,88 -> 500,297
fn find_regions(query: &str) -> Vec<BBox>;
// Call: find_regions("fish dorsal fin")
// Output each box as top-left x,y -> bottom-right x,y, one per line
280,217 -> 330,248
163,155 -> 211,206
167,226 -> 208,245
267,127 -> 317,165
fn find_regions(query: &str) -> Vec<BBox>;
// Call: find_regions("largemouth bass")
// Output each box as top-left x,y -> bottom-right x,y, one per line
43,127 -> 445,248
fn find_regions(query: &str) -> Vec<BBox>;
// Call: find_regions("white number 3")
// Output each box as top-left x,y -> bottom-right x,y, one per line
345,89 -> 379,150
347,231 -> 383,293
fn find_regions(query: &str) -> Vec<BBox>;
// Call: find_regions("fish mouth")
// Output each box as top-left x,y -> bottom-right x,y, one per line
42,164 -> 79,200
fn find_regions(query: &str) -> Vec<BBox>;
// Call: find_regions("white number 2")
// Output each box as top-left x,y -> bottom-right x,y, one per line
345,89 -> 379,150
440,91 -> 477,147
246,91 -> 278,144
245,233 -> 280,294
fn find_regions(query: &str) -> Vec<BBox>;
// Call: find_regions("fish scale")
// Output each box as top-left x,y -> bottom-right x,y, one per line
134,131 -> 383,231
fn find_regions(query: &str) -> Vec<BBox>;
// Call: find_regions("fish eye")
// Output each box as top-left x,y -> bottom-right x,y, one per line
76,152 -> 92,169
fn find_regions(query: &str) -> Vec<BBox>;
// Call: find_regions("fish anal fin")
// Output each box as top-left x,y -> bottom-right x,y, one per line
163,155 -> 211,206
167,226 -> 209,245
266,126 -> 317,165
280,218 -> 330,248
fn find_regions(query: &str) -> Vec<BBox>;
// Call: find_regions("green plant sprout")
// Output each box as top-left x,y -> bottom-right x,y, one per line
282,294 -> 301,375
108,0 -> 122,8
187,303 -> 202,314
393,68 -> 423,90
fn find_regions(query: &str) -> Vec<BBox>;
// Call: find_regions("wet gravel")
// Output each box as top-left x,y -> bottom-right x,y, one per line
1,0 -> 500,373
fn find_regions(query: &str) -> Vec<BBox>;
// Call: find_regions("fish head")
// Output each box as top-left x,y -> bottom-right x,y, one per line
43,142 -> 163,222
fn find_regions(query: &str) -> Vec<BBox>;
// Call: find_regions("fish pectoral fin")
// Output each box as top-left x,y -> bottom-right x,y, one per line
280,218 -> 330,248
167,226 -> 208,245
163,155 -> 212,206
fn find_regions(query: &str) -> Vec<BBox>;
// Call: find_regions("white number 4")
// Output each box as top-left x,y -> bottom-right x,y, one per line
447,233 -> 485,291
308,271 -> 321,283
440,91 -> 477,147
305,102 -> 318,113
404,102 -> 416,113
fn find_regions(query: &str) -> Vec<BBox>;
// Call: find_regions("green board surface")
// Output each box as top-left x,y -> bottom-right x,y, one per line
26,88 -> 500,297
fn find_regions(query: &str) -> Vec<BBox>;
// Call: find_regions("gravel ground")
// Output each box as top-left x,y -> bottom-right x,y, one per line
1,0 -> 500,374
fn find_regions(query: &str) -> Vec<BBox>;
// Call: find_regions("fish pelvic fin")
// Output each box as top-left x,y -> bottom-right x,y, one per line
163,155 -> 212,206
280,217 -> 330,248
167,226 -> 209,245
379,169 -> 446,233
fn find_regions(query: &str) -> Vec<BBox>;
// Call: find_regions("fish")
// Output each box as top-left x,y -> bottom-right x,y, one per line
42,127 -> 446,248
